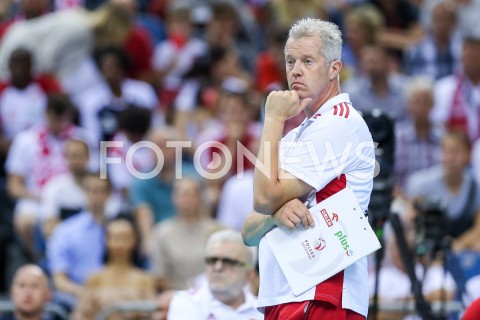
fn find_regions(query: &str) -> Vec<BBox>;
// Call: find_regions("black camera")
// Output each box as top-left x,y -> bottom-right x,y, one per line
361,109 -> 395,223
414,198 -> 449,256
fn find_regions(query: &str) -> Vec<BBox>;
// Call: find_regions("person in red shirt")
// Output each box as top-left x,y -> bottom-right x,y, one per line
463,298 -> 480,320
108,0 -> 154,81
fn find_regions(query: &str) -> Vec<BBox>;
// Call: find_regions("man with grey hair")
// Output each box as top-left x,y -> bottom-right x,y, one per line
167,229 -> 261,319
242,17 -> 375,319
395,75 -> 442,194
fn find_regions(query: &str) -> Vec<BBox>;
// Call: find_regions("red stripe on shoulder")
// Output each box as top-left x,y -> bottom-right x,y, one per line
333,105 -> 338,115
343,103 -> 350,118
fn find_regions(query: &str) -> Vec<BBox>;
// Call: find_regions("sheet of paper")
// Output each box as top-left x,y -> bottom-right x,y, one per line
266,187 -> 381,296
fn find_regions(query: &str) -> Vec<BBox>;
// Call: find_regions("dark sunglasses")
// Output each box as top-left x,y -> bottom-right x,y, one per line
205,256 -> 249,268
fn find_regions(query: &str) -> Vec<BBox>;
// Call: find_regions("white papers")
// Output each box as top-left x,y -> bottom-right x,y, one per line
266,187 -> 381,296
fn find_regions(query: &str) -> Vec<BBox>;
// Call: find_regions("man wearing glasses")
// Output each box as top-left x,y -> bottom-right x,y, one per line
167,229 -> 262,320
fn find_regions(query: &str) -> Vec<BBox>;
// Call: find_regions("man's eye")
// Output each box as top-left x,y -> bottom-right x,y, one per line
305,59 -> 313,65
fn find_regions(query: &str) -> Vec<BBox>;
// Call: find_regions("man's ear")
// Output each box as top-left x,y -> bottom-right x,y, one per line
329,60 -> 342,81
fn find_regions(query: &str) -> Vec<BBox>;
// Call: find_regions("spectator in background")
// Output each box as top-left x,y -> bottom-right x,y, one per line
203,1 -> 257,73
343,44 -> 408,121
0,48 -> 62,175
72,215 -> 155,320
403,0 -> 461,80
40,139 -> 90,239
0,3 -> 132,99
395,76 -> 442,194
195,78 -> 260,213
2,264 -> 51,320
341,4 -> 384,81
152,6 -> 208,110
150,177 -> 221,290
371,0 -> 424,63
406,130 -> 480,251
129,126 -> 198,254
5,94 -> 96,261
47,174 -> 114,310
107,105 -> 153,200
167,229 -> 261,320
0,0 -> 48,41
40,139 -> 121,239
108,0 -> 155,82
78,46 -> 159,142
173,46 -> 251,144
432,33 -> 480,141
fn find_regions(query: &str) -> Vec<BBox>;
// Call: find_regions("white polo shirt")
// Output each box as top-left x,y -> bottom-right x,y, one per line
257,93 -> 375,318
167,286 -> 262,320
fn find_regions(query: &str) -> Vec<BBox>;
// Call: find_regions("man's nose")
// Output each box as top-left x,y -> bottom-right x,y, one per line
213,259 -> 226,270
291,61 -> 302,75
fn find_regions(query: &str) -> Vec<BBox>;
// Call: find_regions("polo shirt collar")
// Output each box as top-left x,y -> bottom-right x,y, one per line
207,287 -> 257,312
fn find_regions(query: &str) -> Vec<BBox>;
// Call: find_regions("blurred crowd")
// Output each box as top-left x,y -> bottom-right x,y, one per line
0,0 -> 479,319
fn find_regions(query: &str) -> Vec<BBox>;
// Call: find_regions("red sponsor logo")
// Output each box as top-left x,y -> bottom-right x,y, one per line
321,209 -> 333,227
314,238 -> 326,251
331,213 -> 339,222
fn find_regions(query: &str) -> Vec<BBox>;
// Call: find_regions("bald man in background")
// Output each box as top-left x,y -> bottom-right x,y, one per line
2,264 -> 51,320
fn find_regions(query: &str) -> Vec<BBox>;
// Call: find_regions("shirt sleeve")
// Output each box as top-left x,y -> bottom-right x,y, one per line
280,116 -> 359,191
47,225 -> 71,274
40,180 -> 60,220
5,132 -> 30,176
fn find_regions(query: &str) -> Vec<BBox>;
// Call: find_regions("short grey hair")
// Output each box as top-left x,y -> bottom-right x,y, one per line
205,229 -> 257,267
405,75 -> 434,98
287,18 -> 343,64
